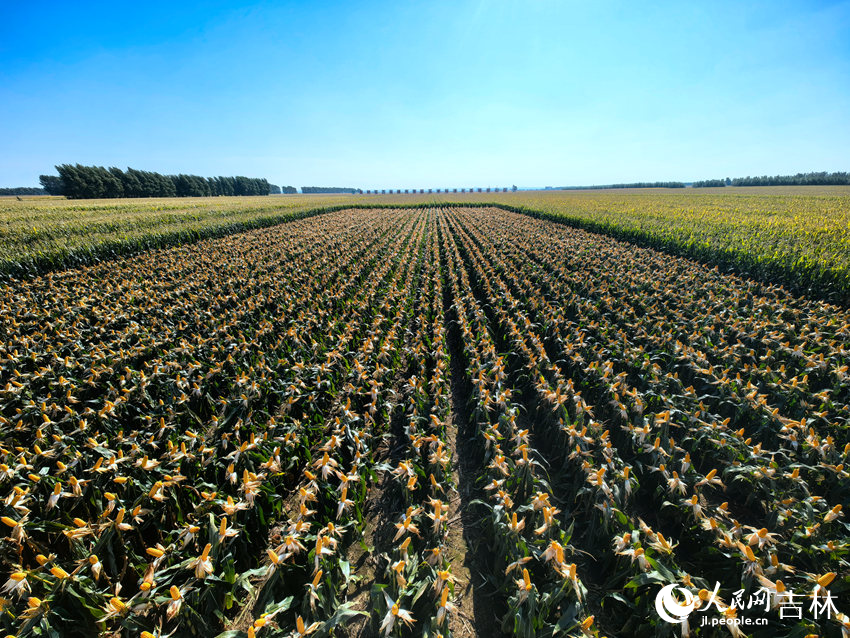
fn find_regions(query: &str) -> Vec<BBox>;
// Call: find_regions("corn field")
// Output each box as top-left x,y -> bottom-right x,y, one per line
3,187 -> 849,305
0,207 -> 847,638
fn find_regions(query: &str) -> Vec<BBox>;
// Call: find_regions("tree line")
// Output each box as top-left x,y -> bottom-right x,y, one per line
559,181 -> 685,190
691,179 -> 730,187
0,187 -> 47,196
693,172 -> 850,187
301,186 -> 358,194
39,165 -> 275,199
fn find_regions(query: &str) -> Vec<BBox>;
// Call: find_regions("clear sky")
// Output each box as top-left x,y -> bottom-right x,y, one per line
1,0 -> 849,189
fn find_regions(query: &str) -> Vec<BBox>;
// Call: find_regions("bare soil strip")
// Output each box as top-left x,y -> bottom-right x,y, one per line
442,233 -> 507,637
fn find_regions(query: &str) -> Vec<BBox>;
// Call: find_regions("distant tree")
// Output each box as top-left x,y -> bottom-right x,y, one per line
171,174 -> 213,197
107,168 -> 128,197
56,164 -> 101,199
172,174 -> 189,197
39,175 -> 65,196
97,166 -> 123,198
122,168 -> 144,197
213,176 -> 234,196
127,168 -> 155,197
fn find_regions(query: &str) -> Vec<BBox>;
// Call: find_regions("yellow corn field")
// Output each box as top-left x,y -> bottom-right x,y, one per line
0,204 -> 848,638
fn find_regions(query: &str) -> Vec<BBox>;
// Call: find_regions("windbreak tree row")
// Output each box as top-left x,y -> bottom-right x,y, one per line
694,172 -> 850,187
39,165 -> 274,199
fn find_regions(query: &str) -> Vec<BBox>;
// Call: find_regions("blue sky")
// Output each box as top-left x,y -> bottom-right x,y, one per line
1,0 -> 849,189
